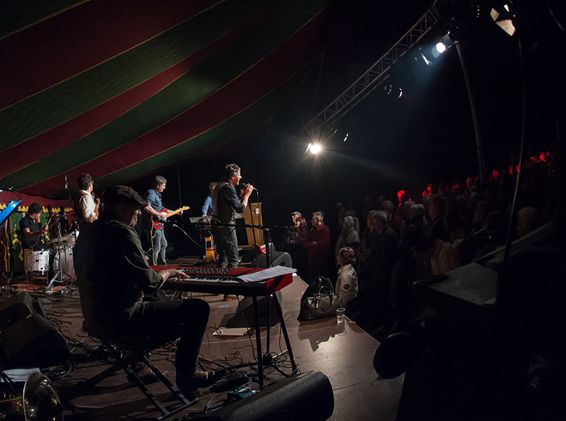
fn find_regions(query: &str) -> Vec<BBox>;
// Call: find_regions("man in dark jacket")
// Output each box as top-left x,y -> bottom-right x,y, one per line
75,185 -> 223,395
211,163 -> 254,269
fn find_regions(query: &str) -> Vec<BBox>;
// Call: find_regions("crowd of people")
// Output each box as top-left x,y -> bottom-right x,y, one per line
286,150 -> 560,338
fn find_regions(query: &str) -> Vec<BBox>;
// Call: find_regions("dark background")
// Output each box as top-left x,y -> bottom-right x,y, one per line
130,0 -> 565,254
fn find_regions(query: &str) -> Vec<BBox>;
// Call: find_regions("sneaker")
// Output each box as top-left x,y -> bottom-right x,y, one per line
177,369 -> 225,394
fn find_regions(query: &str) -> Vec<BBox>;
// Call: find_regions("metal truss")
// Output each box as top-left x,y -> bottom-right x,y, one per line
305,1 -> 440,134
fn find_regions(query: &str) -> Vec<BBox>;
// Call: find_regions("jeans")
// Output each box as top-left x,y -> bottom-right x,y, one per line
213,223 -> 239,268
152,229 -> 168,265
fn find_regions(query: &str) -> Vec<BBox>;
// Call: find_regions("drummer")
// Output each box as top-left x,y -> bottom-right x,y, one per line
19,203 -> 47,250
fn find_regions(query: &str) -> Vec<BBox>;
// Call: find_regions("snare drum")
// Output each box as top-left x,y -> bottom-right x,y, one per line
24,249 -> 50,273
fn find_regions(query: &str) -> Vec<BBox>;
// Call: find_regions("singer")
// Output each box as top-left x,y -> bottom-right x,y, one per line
211,163 -> 254,269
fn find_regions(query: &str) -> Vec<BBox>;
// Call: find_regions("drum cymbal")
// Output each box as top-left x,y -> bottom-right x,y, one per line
50,232 -> 75,244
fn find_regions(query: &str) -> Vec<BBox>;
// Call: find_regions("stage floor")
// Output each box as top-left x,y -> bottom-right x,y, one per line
23,274 -> 403,420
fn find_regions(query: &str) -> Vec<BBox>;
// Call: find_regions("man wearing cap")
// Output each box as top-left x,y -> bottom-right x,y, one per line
75,185 -> 223,394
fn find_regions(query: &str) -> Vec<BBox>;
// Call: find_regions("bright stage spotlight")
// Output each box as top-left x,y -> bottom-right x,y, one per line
430,33 -> 455,58
434,41 -> 447,55
309,142 -> 323,155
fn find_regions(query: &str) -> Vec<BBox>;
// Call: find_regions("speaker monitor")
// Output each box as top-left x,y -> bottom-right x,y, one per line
255,251 -> 292,268
0,292 -> 46,329
223,295 -> 280,328
190,371 -> 334,421
0,292 -> 69,368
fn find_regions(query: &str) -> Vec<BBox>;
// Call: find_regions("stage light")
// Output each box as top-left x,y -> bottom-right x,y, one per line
430,33 -> 455,58
309,143 -> 322,155
490,4 -> 516,36
384,83 -> 403,99
434,41 -> 447,55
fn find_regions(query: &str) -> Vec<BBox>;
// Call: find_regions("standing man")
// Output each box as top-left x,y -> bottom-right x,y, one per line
76,173 -> 99,228
19,203 -> 47,250
144,176 -> 169,265
211,164 -> 253,269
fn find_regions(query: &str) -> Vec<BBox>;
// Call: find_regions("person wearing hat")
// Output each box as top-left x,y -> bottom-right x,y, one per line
74,185 -> 224,394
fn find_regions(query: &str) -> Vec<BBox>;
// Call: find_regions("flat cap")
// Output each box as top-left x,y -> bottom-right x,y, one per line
103,185 -> 147,207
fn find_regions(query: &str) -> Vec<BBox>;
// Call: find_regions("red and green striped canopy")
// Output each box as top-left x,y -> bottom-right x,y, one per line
0,0 -> 348,197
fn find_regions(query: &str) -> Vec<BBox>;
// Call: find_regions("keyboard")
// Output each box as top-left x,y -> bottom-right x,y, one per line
159,266 -> 293,296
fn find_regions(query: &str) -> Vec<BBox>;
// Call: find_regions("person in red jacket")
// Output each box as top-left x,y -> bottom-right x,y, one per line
304,211 -> 332,284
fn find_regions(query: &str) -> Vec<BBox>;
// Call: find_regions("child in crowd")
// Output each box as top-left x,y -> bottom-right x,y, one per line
335,247 -> 358,307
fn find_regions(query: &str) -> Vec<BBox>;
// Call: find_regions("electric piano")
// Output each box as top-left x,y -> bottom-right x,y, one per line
158,266 -> 293,296
154,264 -> 297,388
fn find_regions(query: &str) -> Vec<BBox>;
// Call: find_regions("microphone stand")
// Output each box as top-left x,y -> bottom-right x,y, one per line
47,218 -> 64,290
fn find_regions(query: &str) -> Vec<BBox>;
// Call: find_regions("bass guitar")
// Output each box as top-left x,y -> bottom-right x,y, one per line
152,206 -> 190,230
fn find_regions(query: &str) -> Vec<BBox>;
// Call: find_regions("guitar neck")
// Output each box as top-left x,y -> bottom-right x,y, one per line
164,206 -> 190,218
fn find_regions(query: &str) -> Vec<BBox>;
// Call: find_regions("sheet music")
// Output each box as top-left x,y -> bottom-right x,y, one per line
237,266 -> 296,283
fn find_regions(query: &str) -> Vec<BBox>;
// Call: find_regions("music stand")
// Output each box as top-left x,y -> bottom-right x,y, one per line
0,200 -> 21,228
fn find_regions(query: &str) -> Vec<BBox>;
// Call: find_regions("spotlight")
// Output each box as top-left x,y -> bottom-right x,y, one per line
434,42 -> 447,55
309,143 -> 322,155
430,33 -> 455,58
490,4 -> 516,36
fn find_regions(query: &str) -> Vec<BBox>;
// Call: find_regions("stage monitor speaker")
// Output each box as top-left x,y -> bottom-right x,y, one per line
190,371 -> 334,421
0,293 -> 69,368
255,251 -> 292,268
223,295 -> 280,328
0,292 -> 46,329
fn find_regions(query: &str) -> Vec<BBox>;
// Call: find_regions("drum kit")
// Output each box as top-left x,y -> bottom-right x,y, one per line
23,227 -> 79,285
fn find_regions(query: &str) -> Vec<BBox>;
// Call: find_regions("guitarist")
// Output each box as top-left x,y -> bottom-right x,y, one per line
144,175 -> 170,265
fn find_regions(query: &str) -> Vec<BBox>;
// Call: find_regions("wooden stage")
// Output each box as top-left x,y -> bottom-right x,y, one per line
21,274 -> 403,420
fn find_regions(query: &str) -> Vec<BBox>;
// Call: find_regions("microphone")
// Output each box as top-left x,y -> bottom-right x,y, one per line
239,182 -> 258,192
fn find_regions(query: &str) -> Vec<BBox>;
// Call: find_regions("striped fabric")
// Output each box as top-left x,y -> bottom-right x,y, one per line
0,0 -> 346,196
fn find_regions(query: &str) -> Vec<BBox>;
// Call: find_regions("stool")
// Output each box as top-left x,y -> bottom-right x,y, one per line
72,326 -> 196,420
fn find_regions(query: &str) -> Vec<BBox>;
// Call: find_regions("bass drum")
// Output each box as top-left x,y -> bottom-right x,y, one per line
52,244 -> 75,281
23,249 -> 50,274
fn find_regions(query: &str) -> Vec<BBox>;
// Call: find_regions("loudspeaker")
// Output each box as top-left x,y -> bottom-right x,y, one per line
0,292 -> 46,329
190,371 -> 334,421
255,251 -> 292,268
223,295 -> 280,328
0,293 -> 69,368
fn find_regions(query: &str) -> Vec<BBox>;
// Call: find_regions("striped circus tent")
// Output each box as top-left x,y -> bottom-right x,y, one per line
0,0 -> 352,197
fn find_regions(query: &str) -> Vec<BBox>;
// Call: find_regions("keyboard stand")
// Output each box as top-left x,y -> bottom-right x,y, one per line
237,276 -> 297,389
161,267 -> 297,389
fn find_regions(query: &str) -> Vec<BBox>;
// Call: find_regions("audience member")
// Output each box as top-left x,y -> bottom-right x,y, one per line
336,247 -> 358,307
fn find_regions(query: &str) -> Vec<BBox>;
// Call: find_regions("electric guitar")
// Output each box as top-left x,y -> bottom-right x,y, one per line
152,206 -> 190,230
